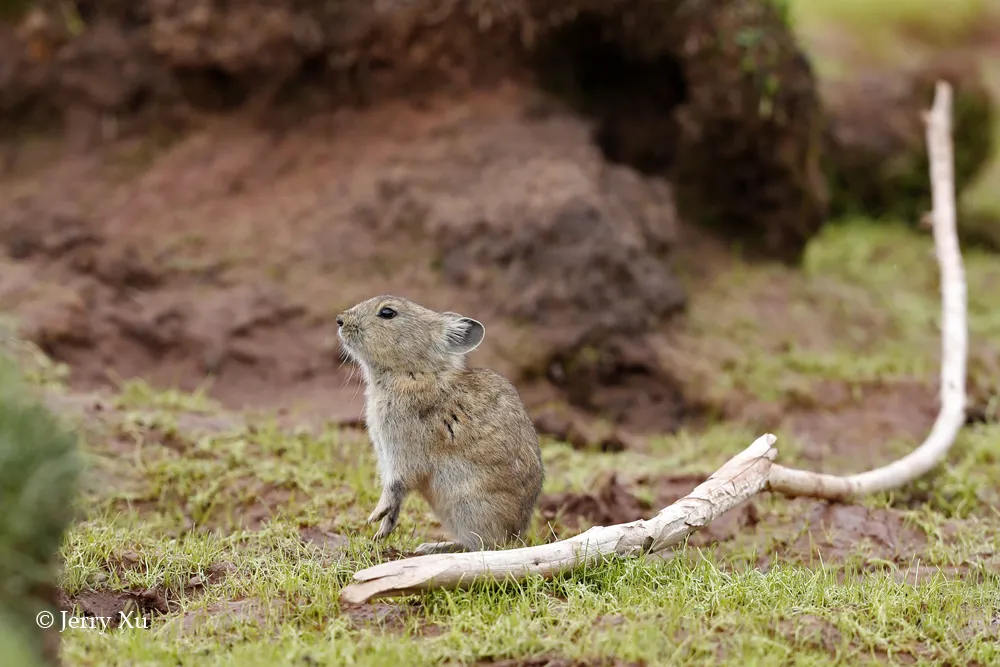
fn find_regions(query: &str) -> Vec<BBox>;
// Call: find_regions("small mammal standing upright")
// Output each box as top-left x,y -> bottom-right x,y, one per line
337,295 -> 545,554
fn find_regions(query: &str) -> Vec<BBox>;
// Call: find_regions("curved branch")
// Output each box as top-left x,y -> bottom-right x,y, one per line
767,81 -> 966,500
340,81 -> 967,604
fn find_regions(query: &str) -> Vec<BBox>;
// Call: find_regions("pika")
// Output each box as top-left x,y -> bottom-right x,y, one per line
337,295 -> 544,555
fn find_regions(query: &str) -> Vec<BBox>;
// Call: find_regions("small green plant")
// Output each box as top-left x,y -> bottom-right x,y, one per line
0,356 -> 81,665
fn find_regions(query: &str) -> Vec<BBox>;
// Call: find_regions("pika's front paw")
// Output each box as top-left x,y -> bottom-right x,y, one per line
366,503 -> 391,525
372,515 -> 397,540
367,481 -> 406,539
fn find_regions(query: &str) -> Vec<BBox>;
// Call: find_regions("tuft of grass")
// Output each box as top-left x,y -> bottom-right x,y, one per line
113,378 -> 221,414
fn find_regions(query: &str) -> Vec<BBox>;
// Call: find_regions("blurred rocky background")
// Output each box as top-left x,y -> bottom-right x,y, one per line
0,0 -> 997,450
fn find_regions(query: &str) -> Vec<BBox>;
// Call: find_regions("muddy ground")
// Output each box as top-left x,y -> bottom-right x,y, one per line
1,86 -> 683,431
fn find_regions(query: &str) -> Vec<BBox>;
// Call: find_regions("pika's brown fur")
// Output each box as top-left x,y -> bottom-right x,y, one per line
337,295 -> 544,554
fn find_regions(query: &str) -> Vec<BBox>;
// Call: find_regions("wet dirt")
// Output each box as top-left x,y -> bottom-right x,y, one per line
58,555 -> 235,632
755,501 -> 930,568
59,587 -> 169,629
539,471 -> 760,546
734,379 -> 941,472
784,380 -> 939,470
539,473 -> 653,532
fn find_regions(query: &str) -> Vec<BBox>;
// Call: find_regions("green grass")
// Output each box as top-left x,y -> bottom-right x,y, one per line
51,320 -> 1000,666
58,537 -> 1000,666
672,221 -> 1000,416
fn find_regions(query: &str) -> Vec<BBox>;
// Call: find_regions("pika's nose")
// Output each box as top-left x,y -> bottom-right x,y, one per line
336,315 -> 344,327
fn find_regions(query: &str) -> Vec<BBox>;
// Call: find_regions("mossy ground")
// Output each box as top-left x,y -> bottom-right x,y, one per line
38,215 -> 1000,667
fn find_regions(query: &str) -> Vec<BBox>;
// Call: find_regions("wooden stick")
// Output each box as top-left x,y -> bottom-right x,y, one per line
340,434 -> 777,604
340,81 -> 967,604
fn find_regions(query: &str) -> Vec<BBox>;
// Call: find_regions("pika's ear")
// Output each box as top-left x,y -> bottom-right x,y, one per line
443,314 -> 485,355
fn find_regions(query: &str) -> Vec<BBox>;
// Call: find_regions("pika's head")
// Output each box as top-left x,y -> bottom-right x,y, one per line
336,295 -> 485,375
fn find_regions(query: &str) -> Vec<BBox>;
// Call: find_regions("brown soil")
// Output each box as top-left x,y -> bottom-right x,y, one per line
0,85 -> 695,434
780,379 -> 939,471
60,587 -> 168,628
539,473 -> 653,532
540,472 -> 762,546
58,554 -> 235,633
755,501 -> 929,567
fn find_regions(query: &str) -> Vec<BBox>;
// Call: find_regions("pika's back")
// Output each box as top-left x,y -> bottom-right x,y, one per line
448,367 -> 537,445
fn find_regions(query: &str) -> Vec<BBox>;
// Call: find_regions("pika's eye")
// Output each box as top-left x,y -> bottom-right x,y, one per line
378,307 -> 397,320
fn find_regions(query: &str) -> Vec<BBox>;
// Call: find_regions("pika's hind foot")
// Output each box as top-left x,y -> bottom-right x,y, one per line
413,541 -> 468,555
